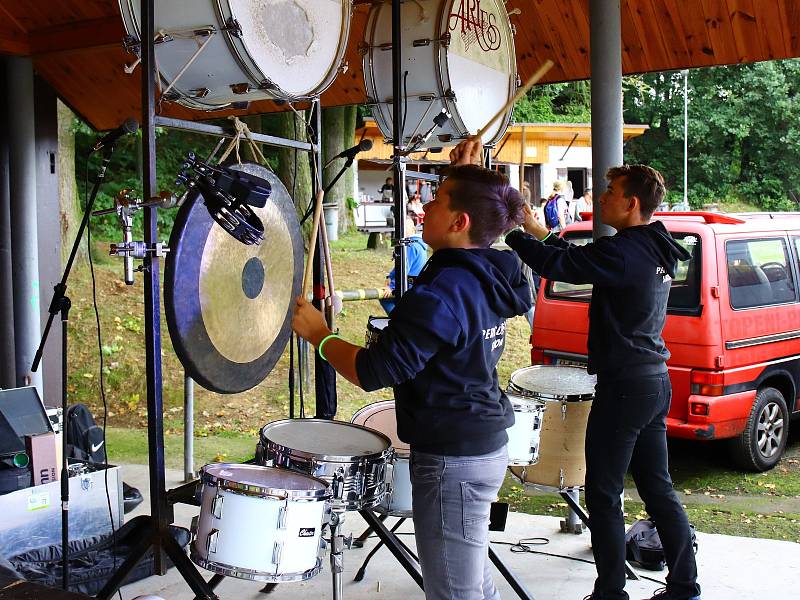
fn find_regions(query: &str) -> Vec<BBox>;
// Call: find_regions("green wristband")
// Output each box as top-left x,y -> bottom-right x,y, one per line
541,231 -> 552,242
318,333 -> 341,362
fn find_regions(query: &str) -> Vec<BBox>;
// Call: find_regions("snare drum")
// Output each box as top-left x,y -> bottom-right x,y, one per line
258,419 -> 392,511
363,0 -> 517,147
507,365 -> 596,488
191,463 -> 330,582
351,400 -> 411,517
506,395 -> 545,466
119,0 -> 352,108
365,316 -> 390,348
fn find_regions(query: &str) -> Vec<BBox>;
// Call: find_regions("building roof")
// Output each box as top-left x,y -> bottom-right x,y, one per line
0,1 -> 797,129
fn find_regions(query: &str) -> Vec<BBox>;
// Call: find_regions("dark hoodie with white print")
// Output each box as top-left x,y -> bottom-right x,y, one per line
355,248 -> 532,456
505,221 -> 691,377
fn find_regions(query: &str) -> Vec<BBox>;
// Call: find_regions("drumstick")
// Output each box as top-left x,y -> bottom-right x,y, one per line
475,60 -> 555,141
302,189 -> 325,298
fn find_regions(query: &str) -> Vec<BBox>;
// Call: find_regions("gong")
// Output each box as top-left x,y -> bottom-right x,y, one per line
164,163 -> 303,393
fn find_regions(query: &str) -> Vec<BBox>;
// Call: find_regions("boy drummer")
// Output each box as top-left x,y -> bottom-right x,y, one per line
292,164 -> 530,600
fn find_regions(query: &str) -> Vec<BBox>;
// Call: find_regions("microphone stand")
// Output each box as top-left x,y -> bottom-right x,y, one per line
31,141 -> 119,591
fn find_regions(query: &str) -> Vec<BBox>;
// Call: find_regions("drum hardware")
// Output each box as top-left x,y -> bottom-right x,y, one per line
403,108 -> 452,155
176,152 -> 268,246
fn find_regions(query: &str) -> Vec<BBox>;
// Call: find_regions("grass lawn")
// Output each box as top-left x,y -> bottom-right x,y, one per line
74,229 -> 799,543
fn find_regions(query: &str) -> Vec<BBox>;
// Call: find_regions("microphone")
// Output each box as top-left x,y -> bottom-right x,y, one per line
92,118 -> 139,152
325,139 -> 373,168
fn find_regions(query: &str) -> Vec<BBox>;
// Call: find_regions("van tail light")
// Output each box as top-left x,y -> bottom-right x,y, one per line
690,370 -> 724,396
690,402 -> 710,416
530,348 -> 554,365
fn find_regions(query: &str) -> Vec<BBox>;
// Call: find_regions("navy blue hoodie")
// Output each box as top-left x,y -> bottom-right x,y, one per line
355,248 -> 531,455
506,222 -> 691,377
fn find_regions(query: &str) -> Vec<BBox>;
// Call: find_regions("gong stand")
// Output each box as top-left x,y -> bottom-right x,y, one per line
96,1 -> 321,598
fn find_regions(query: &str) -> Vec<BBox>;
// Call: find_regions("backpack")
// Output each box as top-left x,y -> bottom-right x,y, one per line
544,195 -> 561,228
625,519 -> 698,571
65,403 -> 106,464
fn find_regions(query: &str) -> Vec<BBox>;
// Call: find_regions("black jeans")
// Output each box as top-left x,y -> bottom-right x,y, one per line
584,372 -> 700,600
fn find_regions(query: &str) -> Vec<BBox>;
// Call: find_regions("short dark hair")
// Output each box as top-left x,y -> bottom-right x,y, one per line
606,164 -> 665,219
443,165 -> 525,247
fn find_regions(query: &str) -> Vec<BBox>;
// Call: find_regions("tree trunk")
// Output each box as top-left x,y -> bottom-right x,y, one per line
322,106 -> 347,232
261,110 -> 313,241
56,100 -> 83,265
342,105 -> 357,231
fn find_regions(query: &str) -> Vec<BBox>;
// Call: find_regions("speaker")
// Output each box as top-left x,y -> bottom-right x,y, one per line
0,387 -> 52,456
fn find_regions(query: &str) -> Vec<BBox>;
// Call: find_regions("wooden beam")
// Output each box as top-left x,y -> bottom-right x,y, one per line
29,16 -> 124,56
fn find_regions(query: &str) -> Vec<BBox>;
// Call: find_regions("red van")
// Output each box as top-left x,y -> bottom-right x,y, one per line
530,212 -> 800,471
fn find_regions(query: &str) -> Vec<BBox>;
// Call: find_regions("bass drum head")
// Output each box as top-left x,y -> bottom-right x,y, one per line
439,0 -> 516,145
164,163 -> 303,393
226,0 -> 352,98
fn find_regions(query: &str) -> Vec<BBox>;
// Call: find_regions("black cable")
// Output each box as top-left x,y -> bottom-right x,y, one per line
84,151 -> 122,600
401,70 -> 409,142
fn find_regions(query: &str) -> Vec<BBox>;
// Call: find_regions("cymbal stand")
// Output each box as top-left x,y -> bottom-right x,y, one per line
329,510 -> 349,600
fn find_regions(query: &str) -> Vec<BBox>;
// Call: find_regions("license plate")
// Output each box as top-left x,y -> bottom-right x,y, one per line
554,358 -> 587,368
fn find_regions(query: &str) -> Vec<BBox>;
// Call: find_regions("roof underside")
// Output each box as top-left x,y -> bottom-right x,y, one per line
1,0 -> 798,130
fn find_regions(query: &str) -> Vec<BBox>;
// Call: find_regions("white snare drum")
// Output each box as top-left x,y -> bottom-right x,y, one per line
506,394 -> 545,466
191,463 -> 330,582
351,400 -> 412,517
365,316 -> 390,348
258,419 -> 392,511
507,365 -> 596,488
363,0 -> 517,148
119,0 -> 352,108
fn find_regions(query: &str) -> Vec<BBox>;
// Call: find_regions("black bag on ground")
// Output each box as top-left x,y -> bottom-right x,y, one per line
65,403 -> 106,464
624,519 -> 698,571
4,516 -> 190,595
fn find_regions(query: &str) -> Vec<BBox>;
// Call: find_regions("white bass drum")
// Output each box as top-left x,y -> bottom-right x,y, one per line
362,0 -> 517,148
119,0 -> 352,108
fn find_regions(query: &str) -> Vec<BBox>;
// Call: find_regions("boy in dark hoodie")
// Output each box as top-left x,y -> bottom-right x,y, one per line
503,163 -> 700,600
292,165 -> 531,600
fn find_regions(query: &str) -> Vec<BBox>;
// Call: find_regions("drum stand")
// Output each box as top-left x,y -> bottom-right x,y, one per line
353,512 -> 537,600
329,511 -> 349,600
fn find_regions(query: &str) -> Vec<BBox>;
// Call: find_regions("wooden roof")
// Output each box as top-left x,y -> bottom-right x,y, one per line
1,1 -> 799,130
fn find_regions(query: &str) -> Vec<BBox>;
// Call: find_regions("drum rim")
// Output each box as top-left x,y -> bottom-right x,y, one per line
508,365 -> 596,402
507,393 -> 547,413
201,463 -> 331,500
260,418 -> 394,462
190,549 -> 324,583
350,400 -> 411,455
218,0 -> 354,100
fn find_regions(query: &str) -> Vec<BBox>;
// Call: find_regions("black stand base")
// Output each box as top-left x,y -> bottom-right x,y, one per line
95,516 -> 218,600
559,491 -> 640,581
354,512 -> 537,600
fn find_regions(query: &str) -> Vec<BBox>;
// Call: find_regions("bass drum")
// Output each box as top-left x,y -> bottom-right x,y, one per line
119,0 -> 352,108
362,0 -> 517,147
164,163 -> 303,393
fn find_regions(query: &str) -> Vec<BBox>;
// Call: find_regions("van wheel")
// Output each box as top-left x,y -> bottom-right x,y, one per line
730,387 -> 789,472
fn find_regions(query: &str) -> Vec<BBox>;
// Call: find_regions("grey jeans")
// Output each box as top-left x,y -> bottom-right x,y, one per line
410,445 -> 508,600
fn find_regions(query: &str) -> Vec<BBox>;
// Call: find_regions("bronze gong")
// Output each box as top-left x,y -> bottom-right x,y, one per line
164,163 -> 303,393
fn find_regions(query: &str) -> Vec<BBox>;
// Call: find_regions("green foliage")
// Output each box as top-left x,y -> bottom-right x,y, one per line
623,59 -> 800,211
513,81 -> 591,123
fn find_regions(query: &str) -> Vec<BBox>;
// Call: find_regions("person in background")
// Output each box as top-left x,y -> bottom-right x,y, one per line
506,165 -> 700,600
522,181 -> 532,206
575,187 -> 593,220
379,176 -> 394,201
420,180 -> 433,204
408,194 -> 426,220
544,180 -> 569,232
380,212 -> 428,315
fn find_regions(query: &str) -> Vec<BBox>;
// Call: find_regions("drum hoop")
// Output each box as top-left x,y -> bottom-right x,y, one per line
508,395 -> 547,413
362,4 -> 389,132
218,0 -> 354,100
507,382 -> 594,402
201,464 -> 330,500
191,552 -> 324,583
435,0 -> 517,146
260,419 -> 393,463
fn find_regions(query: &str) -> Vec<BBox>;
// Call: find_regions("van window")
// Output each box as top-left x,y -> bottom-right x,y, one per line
726,238 -> 796,309
545,232 -> 702,312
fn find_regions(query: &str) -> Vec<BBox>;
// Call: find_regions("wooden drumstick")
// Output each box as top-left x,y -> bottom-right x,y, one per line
302,189 -> 325,298
475,59 -> 555,141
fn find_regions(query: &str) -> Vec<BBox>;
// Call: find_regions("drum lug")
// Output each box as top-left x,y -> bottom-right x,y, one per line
272,541 -> 283,566
559,469 -> 565,490
223,18 -> 242,38
230,82 -> 250,95
357,41 -> 370,56
259,79 -> 279,92
154,32 -> 173,45
206,529 -> 219,554
277,504 -> 288,530
339,60 -> 349,75
412,38 -> 432,47
561,401 -> 568,420
189,87 -> 210,99
212,493 -> 224,519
